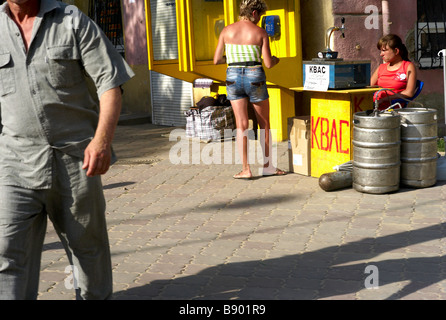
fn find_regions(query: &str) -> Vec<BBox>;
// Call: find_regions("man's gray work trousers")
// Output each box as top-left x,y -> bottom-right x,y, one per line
0,151 -> 112,300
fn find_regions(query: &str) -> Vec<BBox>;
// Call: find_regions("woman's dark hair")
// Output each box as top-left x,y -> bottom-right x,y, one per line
377,34 -> 410,61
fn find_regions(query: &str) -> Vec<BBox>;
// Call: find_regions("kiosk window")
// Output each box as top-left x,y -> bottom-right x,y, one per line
191,0 -> 224,61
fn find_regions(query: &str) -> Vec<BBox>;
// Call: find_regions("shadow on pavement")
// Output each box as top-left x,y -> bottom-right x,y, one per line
103,181 -> 136,190
113,222 -> 446,300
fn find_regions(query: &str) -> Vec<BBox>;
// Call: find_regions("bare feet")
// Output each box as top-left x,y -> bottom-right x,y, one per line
262,167 -> 287,176
233,170 -> 253,180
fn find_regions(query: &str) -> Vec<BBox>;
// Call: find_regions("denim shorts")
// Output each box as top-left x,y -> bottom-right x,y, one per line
225,66 -> 269,103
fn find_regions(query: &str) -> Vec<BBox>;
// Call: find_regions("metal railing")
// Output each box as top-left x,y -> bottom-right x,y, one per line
88,0 -> 125,57
416,0 -> 446,69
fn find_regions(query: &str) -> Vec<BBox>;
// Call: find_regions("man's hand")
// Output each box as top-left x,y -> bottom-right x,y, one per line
82,137 -> 112,177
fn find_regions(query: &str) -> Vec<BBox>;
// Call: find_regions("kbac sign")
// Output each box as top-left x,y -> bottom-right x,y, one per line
308,65 -> 327,74
309,92 -> 375,178
304,64 -> 330,91
311,117 -> 350,154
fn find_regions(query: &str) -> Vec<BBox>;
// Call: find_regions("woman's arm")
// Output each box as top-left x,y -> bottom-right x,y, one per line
261,30 -> 279,69
399,62 -> 417,98
370,67 -> 379,86
213,29 -> 226,65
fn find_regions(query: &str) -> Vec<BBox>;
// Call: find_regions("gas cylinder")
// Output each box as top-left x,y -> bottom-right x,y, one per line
319,171 -> 353,191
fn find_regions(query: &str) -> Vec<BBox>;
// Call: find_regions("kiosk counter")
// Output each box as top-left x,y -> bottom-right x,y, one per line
291,87 -> 379,178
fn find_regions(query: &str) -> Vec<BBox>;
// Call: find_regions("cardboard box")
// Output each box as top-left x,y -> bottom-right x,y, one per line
288,116 -> 311,176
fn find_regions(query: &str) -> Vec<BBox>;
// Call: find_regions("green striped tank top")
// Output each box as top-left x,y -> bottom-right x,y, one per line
225,44 -> 262,64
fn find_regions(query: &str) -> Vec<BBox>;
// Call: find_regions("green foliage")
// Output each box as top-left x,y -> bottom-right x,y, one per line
438,138 -> 445,152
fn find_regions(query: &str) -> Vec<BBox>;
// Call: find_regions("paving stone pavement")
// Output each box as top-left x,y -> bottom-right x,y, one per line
37,123 -> 446,300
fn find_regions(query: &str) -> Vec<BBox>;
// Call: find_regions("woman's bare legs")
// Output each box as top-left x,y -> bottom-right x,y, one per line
252,99 -> 286,175
231,98 -> 252,178
251,99 -> 271,170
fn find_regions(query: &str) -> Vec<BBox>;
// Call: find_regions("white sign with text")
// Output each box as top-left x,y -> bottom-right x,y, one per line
304,64 -> 330,91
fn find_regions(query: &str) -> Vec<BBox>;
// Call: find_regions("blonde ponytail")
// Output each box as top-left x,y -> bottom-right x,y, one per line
239,0 -> 268,22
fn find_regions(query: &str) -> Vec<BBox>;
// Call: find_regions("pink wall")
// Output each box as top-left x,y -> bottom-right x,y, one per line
121,0 -> 148,66
332,0 -> 444,96
332,0 -> 383,73
388,0 -> 443,94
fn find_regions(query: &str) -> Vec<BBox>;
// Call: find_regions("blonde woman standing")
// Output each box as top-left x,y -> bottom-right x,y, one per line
214,0 -> 286,179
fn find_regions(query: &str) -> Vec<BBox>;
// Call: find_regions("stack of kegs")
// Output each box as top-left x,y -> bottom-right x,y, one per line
352,104 -> 438,194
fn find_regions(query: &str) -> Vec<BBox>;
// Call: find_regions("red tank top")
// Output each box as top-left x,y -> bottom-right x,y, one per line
375,60 -> 412,99
377,60 -> 411,91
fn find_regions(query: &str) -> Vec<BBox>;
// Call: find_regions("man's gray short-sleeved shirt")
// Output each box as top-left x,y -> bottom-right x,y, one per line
0,0 -> 135,189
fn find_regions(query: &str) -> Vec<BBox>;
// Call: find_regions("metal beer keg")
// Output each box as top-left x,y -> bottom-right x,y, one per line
396,108 -> 438,188
353,111 -> 401,194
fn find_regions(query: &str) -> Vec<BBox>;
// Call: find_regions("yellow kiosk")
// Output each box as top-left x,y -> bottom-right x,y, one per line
144,0 -> 303,142
144,0 -> 378,178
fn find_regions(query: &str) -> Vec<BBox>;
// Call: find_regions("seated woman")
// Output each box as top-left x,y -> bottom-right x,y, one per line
370,34 -> 417,110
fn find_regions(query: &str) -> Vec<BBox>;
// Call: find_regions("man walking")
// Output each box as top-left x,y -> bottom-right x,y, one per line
0,0 -> 134,299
